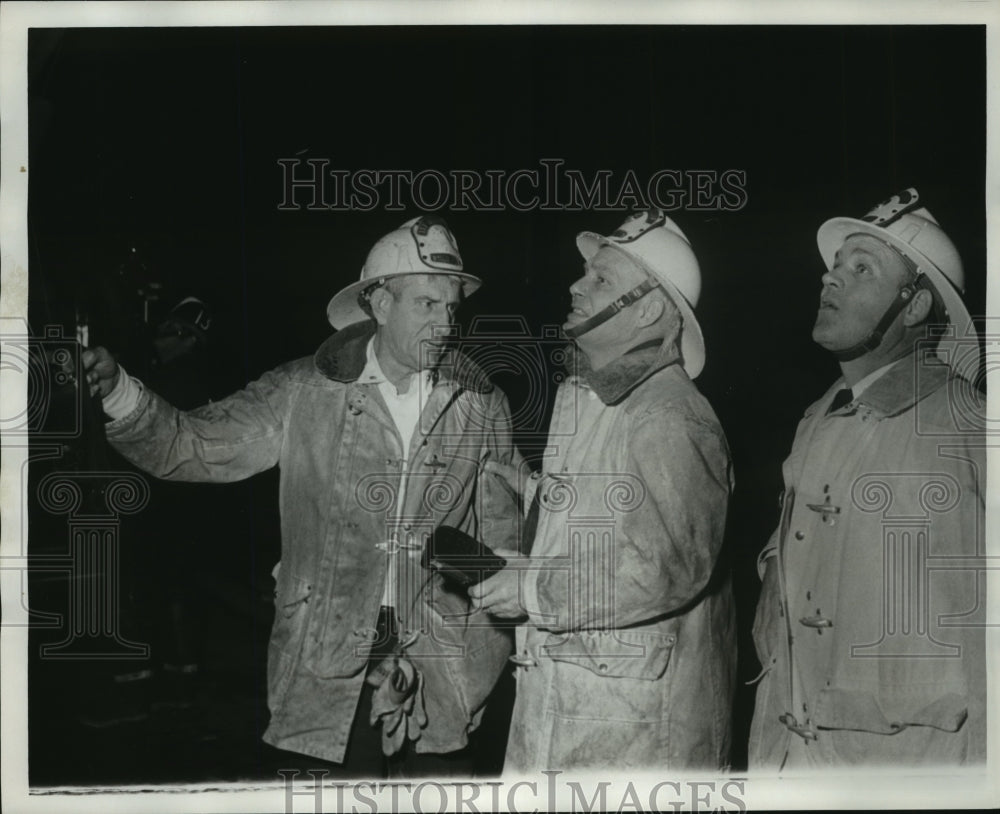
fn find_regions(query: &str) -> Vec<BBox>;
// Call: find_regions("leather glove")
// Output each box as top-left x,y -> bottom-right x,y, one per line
368,656 -> 428,756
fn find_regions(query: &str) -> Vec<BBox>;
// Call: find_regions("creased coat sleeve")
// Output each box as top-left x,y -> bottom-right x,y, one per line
475,389 -> 522,553
104,365 -> 296,483
531,404 -> 732,631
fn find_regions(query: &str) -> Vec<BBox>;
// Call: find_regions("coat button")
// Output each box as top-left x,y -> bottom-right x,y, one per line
795,531 -> 805,540
598,663 -> 609,673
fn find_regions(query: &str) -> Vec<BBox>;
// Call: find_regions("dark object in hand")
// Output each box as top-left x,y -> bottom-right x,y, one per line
422,526 -> 507,587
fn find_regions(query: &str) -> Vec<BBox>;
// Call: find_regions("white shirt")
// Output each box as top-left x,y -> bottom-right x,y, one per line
357,338 -> 436,610
358,338 -> 433,460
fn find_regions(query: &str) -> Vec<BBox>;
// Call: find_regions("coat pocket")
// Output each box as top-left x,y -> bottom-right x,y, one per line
542,629 -> 677,724
813,688 -> 974,766
813,687 -> 969,735
299,594 -> 379,679
544,628 -> 676,680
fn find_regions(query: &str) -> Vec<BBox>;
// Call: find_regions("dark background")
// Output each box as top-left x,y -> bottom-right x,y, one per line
25,25 -> 986,783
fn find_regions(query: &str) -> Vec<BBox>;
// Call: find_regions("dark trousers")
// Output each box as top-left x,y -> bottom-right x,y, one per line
328,606 -> 474,779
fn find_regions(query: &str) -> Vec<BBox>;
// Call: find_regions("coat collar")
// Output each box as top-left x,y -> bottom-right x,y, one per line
856,353 -> 951,417
313,319 -> 493,394
568,337 -> 683,406
828,352 -> 951,418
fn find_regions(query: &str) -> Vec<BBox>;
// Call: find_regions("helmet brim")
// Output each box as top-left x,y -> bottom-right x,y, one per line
326,271 -> 482,330
576,231 -> 706,379
816,216 -> 976,369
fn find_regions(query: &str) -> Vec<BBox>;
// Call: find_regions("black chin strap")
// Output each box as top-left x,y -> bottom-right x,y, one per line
563,279 -> 660,339
832,276 -> 926,361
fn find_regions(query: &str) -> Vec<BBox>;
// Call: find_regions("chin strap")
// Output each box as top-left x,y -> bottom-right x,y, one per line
832,275 -> 926,361
563,278 -> 660,339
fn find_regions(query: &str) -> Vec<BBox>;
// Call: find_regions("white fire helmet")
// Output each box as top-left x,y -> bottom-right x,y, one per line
816,188 -> 975,368
576,209 -> 705,378
326,216 -> 481,329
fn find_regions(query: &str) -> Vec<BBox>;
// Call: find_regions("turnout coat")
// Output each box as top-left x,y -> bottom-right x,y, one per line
105,320 -> 520,762
504,341 -> 737,771
749,355 -> 987,768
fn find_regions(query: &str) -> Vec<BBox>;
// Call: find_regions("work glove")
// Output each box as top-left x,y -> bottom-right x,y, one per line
367,656 -> 428,756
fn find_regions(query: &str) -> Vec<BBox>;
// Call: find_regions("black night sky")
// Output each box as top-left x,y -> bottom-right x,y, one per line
25,24 -> 986,783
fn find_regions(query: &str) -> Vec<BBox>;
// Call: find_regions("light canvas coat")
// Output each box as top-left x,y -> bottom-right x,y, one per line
505,342 -> 737,771
749,355 -> 987,768
105,320 -> 520,763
